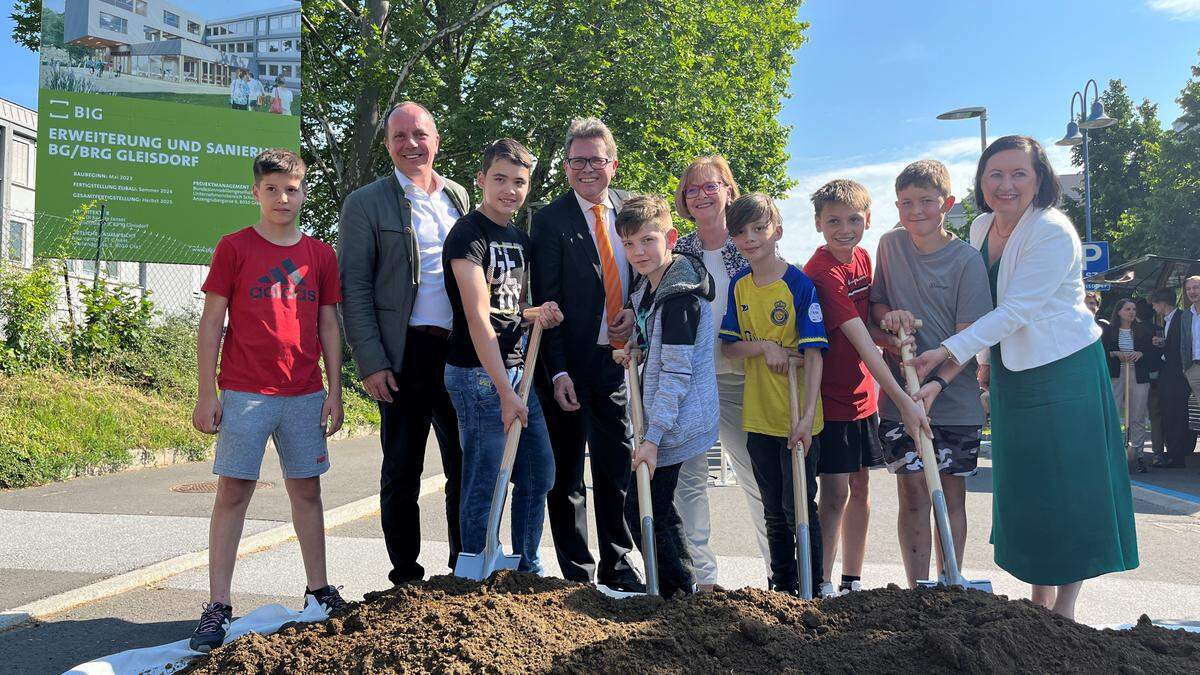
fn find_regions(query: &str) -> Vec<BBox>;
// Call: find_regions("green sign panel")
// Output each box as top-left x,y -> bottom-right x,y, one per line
34,0 -> 301,264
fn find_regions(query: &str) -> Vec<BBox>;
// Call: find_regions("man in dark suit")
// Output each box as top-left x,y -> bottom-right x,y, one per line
1151,287 -> 1192,468
530,117 -> 644,591
338,102 -> 467,583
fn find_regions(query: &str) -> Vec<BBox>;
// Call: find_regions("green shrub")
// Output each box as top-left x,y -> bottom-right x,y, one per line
0,261 -> 64,372
71,281 -> 155,371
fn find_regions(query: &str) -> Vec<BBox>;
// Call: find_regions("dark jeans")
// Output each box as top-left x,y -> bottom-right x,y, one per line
747,432 -> 822,593
623,462 -> 694,597
378,327 -> 464,584
1160,376 -> 1195,466
539,345 -> 637,583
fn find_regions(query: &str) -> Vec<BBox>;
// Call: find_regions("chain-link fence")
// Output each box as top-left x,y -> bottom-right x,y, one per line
1,206 -> 207,326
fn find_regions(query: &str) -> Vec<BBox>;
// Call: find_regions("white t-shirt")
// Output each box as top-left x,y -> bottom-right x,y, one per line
701,248 -> 740,375
274,87 -> 294,115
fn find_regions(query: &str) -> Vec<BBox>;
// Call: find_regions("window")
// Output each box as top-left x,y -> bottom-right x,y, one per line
7,221 -> 25,263
269,14 -> 299,32
259,39 -> 282,54
101,0 -> 133,11
135,1 -> 147,16
279,65 -> 293,77
281,38 -> 298,53
258,64 -> 266,75
258,18 -> 268,34
99,12 -> 128,34
163,11 -> 179,28
187,21 -> 201,35
8,140 -> 30,185
144,26 -> 159,41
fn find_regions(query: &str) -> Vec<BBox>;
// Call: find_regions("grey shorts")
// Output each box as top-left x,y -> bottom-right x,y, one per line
879,420 -> 980,477
213,389 -> 330,480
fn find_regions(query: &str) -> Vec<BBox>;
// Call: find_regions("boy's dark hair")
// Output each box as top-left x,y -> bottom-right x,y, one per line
615,193 -> 673,238
973,135 -> 1061,212
811,179 -> 871,221
896,159 -> 952,197
252,148 -> 306,183
727,192 -> 782,237
1150,287 -> 1177,305
482,138 -> 535,175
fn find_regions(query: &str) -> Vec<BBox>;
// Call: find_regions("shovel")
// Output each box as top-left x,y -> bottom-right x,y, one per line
453,313 -> 545,581
896,321 -> 993,593
787,358 -> 814,600
625,347 -> 660,597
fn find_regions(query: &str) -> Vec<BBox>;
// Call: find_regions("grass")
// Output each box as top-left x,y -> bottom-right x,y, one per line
116,91 -> 302,115
0,370 -> 210,489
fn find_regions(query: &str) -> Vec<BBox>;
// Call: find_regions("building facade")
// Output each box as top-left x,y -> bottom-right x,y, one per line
63,0 -> 249,85
1,98 -> 36,269
204,5 -> 300,89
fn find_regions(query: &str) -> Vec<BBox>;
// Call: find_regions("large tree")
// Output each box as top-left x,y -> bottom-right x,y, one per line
1060,79 -> 1163,264
10,0 -> 39,50
301,0 -> 805,241
1133,51 -> 1200,259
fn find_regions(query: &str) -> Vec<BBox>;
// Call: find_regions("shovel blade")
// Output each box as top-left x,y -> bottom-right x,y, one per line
917,576 -> 994,593
453,549 -> 521,581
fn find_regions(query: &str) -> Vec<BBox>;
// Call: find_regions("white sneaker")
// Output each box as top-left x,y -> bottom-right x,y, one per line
818,581 -> 838,598
839,580 -> 863,594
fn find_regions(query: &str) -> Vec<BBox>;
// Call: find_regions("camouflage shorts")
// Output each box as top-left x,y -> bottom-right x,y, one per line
878,421 -> 981,477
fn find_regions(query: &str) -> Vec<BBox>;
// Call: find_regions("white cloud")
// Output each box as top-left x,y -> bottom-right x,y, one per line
775,136 -> 1079,268
1146,0 -> 1200,19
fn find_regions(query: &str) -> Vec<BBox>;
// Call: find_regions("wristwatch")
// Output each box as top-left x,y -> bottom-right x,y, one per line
924,374 -> 949,391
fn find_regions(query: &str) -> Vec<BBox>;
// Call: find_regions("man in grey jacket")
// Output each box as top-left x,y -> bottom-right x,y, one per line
338,102 -> 468,584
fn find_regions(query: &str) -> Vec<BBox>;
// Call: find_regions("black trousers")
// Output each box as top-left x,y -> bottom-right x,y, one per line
378,328 -> 463,584
1160,376 -> 1195,466
747,432 -> 823,593
1148,382 -> 1165,456
538,345 -> 637,583
623,462 -> 694,597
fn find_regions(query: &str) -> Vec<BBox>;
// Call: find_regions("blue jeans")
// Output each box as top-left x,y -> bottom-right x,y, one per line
445,364 -> 555,574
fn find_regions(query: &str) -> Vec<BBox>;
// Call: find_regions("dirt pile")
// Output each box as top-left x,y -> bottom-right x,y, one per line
183,572 -> 1198,674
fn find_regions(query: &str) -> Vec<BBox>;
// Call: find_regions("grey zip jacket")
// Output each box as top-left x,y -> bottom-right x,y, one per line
629,252 -> 719,467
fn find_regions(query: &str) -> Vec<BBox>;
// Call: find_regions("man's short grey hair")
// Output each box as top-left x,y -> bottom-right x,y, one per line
562,117 -> 617,160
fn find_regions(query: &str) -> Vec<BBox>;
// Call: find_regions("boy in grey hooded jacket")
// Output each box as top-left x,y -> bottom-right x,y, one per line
613,194 -> 719,597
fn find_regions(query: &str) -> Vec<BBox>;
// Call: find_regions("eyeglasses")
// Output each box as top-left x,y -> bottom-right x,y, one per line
683,181 -> 725,199
565,156 -> 613,170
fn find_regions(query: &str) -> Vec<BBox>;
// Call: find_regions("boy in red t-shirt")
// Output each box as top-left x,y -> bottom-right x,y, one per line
803,179 -> 930,598
188,149 -> 346,652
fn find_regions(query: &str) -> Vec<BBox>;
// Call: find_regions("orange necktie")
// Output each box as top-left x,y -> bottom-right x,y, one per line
591,202 -> 625,348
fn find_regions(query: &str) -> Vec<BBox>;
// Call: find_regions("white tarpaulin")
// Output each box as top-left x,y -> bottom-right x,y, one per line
66,602 -> 327,675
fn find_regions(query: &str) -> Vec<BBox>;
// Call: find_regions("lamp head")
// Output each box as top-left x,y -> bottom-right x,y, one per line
1055,120 -> 1083,147
936,106 -> 987,120
1080,99 -> 1116,129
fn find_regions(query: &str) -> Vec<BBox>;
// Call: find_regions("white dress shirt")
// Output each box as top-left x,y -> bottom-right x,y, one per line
1191,307 -> 1200,364
574,191 -> 629,345
396,169 -> 459,330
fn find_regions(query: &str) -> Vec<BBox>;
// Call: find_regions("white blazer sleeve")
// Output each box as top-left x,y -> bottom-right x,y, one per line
942,213 -> 1078,364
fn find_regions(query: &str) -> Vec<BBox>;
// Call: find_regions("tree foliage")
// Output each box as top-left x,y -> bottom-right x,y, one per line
300,0 -> 805,241
10,0 -> 40,51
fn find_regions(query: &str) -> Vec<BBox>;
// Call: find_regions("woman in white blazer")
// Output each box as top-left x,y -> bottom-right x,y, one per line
910,136 -> 1137,620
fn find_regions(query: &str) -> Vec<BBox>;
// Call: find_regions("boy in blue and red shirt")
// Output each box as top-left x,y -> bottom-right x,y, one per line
189,148 -> 347,652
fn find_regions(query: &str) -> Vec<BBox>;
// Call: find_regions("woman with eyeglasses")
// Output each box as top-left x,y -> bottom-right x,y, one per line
672,156 -> 771,590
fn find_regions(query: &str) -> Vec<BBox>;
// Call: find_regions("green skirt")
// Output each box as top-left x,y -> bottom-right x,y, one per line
989,339 -> 1139,585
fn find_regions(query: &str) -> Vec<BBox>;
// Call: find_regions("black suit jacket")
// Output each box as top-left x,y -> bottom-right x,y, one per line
530,188 -> 631,383
1160,309 -> 1189,394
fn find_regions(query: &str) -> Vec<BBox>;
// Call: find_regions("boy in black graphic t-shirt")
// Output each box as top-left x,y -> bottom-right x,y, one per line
442,139 -> 563,573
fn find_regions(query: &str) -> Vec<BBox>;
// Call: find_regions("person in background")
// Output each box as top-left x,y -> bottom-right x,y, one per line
1102,298 -> 1157,469
229,69 -> 249,110
248,72 -> 266,112
909,135 -> 1138,619
1085,291 -> 1107,328
671,155 -> 768,590
271,76 -> 295,115
1150,286 -> 1192,468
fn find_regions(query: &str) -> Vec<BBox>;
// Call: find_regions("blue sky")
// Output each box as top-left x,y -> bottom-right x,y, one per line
2,0 -> 1196,261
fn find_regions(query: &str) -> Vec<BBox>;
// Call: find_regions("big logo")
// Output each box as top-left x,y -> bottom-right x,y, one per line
250,258 -> 317,301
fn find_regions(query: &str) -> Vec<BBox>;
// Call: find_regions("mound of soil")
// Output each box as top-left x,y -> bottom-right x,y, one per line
183,572 -> 1198,674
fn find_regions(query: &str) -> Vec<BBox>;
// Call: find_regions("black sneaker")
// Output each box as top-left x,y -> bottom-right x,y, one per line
305,584 -> 349,614
189,602 -> 232,653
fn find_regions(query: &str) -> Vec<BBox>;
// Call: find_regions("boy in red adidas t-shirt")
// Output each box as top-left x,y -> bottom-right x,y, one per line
803,179 -> 930,598
188,149 -> 346,652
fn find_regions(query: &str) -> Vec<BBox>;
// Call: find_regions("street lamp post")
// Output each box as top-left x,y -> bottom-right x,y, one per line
1055,79 -> 1116,242
936,106 -> 988,154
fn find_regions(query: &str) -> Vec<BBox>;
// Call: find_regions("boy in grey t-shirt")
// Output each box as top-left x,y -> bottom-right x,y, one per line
868,160 -> 993,589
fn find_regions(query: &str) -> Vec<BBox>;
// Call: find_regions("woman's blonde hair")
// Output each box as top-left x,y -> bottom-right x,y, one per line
675,155 -> 741,220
